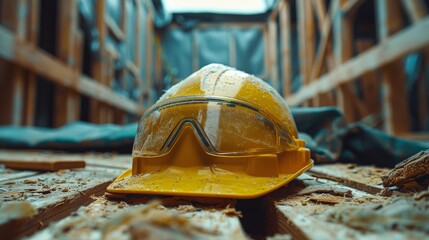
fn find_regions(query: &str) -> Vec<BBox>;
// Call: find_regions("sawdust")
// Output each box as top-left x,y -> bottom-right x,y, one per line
102,200 -> 220,239
24,179 -> 38,184
267,234 -> 292,240
326,198 -> 429,233
297,185 -> 353,198
221,204 -> 243,217
176,205 -> 196,212
414,187 -> 429,200
0,201 -> 37,224
309,194 -> 344,205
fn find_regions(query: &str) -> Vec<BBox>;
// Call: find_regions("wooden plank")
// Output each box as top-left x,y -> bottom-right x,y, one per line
297,1 -> 310,86
0,158 -> 85,171
286,16 -> 429,106
311,1 -> 337,81
0,150 -> 131,170
0,0 -> 27,126
0,26 -> 144,115
356,40 -> 380,115
308,164 -> 388,194
105,15 -> 125,41
23,0 -> 40,126
342,0 -> 366,16
377,0 -> 409,134
55,0 -> 80,127
0,168 -> 39,182
401,0 -> 427,23
310,0 -> 337,106
268,20 -> 279,90
146,13 -> 154,102
333,0 -> 356,122
29,195 -> 246,240
381,150 -> 429,187
134,0 -> 142,68
263,25 -> 269,79
279,0 -> 292,97
0,166 -> 122,239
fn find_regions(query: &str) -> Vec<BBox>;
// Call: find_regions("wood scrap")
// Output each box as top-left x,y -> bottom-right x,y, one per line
308,195 -> 344,205
297,184 -> 353,198
0,201 -> 37,224
381,150 -> 429,187
0,157 -> 85,171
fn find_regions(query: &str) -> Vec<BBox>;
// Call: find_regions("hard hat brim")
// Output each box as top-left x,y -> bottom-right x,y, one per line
106,159 -> 313,199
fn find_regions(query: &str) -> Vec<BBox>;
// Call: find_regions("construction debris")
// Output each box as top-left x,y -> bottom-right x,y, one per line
382,150 -> 429,187
0,201 -> 37,224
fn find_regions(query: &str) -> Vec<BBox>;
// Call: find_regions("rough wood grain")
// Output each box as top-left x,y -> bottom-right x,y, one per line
382,150 -> 429,187
0,167 -> 122,239
308,164 -> 389,194
0,158 -> 85,171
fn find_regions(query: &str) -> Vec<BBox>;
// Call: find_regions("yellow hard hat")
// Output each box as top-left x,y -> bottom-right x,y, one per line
107,64 -> 312,199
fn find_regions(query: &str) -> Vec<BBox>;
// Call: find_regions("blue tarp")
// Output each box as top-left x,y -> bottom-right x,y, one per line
0,107 -> 426,168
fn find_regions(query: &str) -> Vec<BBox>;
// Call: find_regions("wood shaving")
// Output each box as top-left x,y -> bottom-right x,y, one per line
23,179 -> 38,184
297,185 -> 353,197
221,205 -> 243,218
0,201 -> 37,224
309,194 -> 344,205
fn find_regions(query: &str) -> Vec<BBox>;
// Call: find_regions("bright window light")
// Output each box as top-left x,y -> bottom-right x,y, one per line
162,0 -> 271,14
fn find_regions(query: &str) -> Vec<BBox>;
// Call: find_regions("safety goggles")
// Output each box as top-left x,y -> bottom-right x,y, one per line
133,96 -> 298,157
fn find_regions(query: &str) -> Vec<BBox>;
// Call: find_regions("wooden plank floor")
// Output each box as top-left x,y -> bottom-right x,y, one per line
0,150 -> 428,239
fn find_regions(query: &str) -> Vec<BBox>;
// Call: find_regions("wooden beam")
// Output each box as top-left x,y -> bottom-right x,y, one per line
401,0 -> 427,23
297,0 -> 308,86
23,0 -> 40,126
356,40 -> 381,115
0,26 -> 144,115
310,1 -> 337,83
146,13 -> 154,102
286,16 -> 429,106
377,0 -> 409,134
263,25 -> 269,78
105,15 -> 125,41
342,0 -> 366,16
55,0 -> 80,127
0,0 -> 27,126
229,31 -> 236,68
268,19 -> 279,90
279,0 -> 292,97
135,0 -> 142,69
333,0 -> 357,122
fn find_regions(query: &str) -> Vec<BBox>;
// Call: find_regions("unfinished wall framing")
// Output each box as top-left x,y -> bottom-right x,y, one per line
0,0 -> 157,127
267,0 -> 429,139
